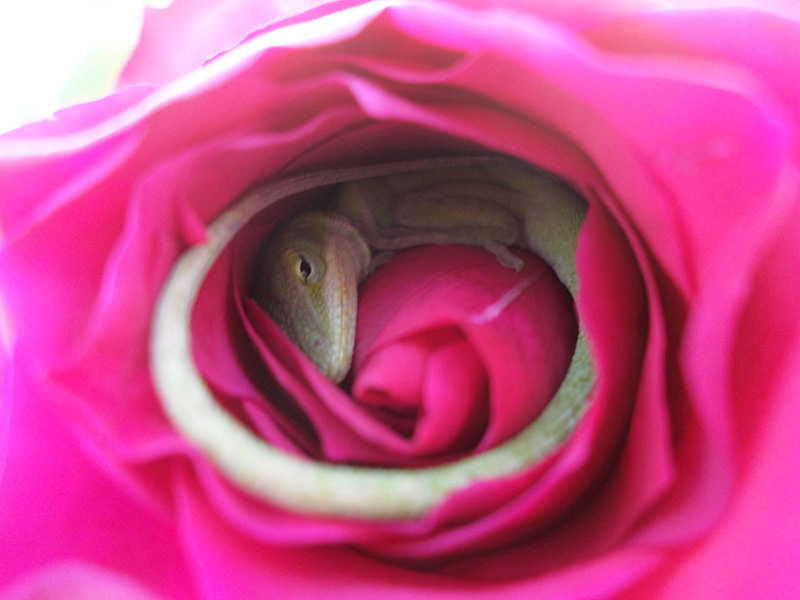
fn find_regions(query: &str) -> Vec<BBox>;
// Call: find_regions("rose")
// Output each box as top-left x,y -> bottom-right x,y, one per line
1,0 -> 799,598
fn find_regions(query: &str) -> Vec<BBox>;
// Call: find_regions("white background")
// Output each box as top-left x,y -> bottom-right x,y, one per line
0,0 -> 169,133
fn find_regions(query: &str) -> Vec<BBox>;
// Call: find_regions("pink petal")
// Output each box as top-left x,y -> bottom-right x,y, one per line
119,0 -> 287,87
352,245 -> 576,455
0,356 -> 192,599
621,319 -> 800,599
0,563 -> 167,600
175,464 -> 661,600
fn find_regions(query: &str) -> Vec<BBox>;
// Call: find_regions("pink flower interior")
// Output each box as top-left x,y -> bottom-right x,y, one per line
351,245 -> 577,458
191,182 -> 578,467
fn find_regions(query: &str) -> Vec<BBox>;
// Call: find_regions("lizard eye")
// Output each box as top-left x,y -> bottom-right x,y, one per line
287,250 -> 325,284
298,255 -> 312,281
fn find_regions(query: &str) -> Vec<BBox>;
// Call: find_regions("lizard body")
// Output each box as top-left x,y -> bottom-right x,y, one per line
257,165 -> 537,382
151,156 -> 593,519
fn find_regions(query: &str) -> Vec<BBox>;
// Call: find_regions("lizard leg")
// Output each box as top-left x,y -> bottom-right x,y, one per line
482,241 -> 524,272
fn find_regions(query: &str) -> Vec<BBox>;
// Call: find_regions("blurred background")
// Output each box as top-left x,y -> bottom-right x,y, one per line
0,0 -> 169,133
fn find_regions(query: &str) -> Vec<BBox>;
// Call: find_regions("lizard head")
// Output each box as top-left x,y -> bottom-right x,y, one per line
256,211 -> 370,383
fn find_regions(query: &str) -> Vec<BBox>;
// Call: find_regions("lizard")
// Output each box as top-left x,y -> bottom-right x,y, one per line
150,155 -> 593,519
255,164 -> 535,383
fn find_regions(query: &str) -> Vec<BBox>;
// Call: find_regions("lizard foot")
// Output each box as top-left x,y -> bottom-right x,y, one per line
485,243 -> 524,272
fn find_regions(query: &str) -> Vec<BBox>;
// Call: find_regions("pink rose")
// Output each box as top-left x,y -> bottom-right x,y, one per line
2,1 -> 799,598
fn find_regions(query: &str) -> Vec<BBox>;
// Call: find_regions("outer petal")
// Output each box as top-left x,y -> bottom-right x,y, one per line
0,354 -> 193,598
628,349 -> 800,597
119,0 -> 675,89
119,0 -> 288,87
621,155 -> 800,598
0,563 -> 167,600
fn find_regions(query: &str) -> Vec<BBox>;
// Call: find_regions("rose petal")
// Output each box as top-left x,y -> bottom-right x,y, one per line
0,356 -> 192,598
587,7 -> 800,122
119,0 -> 287,88
176,462 -> 661,600
620,322 -> 800,598
352,245 -> 576,455
0,563 -> 166,600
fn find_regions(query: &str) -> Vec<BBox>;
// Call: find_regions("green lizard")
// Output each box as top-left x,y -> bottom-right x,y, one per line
256,165 -> 536,382
150,155 -> 593,519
